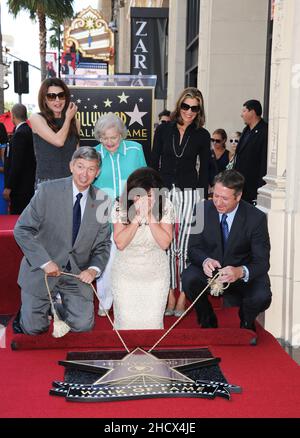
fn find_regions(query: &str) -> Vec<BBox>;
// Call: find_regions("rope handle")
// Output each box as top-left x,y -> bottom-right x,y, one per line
44,271 -> 130,352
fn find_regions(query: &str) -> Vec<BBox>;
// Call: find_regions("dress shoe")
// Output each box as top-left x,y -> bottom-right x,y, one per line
199,314 -> 218,328
12,311 -> 24,334
54,302 -> 66,321
240,320 -> 256,332
174,309 -> 185,317
164,308 -> 175,316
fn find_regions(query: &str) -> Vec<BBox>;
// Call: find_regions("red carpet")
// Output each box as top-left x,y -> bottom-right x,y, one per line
1,318 -> 300,418
0,215 -> 22,314
7,306 -> 257,350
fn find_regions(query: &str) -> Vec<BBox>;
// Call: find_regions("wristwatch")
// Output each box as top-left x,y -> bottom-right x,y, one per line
241,266 -> 247,279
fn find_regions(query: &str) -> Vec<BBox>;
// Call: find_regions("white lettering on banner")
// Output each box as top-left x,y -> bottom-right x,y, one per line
134,39 -> 148,53
134,54 -> 147,70
133,20 -> 148,72
131,71 -> 145,87
135,20 -> 147,36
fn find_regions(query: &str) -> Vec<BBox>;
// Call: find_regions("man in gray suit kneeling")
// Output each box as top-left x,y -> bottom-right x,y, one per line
14,147 -> 111,335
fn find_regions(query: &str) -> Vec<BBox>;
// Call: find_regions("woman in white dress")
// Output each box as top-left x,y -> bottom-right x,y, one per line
111,167 -> 174,330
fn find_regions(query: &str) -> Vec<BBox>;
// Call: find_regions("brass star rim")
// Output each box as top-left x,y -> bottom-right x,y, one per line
59,347 -> 219,386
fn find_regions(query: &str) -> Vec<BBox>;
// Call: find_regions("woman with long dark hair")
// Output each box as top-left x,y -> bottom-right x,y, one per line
110,167 -> 174,329
29,78 -> 80,185
151,87 -> 210,317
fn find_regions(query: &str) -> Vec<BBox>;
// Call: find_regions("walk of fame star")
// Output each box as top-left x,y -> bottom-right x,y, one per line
58,347 -> 219,386
51,348 -> 240,401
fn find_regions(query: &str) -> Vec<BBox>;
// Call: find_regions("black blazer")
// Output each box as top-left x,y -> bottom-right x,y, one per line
188,200 -> 270,283
151,121 -> 210,192
234,119 -> 268,202
6,123 -> 36,196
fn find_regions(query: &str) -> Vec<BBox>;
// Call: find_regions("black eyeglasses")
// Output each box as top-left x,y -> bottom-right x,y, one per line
230,139 -> 239,144
211,138 -> 221,144
180,102 -> 200,113
46,92 -> 66,101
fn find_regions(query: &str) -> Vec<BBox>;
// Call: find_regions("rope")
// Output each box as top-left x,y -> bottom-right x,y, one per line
44,272 -> 130,352
44,273 -> 71,338
147,272 -> 221,353
44,273 -> 59,320
45,270 -> 226,353
209,275 -> 230,296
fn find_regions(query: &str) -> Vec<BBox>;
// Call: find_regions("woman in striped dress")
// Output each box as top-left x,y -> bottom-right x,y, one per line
151,88 -> 210,316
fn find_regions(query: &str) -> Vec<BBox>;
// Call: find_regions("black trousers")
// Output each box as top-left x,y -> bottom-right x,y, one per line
182,264 -> 272,325
10,192 -> 33,215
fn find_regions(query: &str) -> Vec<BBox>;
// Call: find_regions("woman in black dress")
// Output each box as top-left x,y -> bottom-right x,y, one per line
29,78 -> 80,186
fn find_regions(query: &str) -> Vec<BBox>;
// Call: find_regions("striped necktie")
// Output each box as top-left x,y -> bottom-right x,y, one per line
221,213 -> 229,247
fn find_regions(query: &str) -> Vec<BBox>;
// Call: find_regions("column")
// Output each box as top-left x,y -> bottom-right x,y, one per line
258,0 -> 300,345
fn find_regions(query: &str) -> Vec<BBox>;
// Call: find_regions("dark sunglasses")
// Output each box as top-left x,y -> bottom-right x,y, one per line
180,102 -> 200,113
230,139 -> 239,144
46,92 -> 66,101
211,138 -> 221,144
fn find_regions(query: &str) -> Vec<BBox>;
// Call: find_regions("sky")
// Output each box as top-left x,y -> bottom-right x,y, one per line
1,0 -> 99,111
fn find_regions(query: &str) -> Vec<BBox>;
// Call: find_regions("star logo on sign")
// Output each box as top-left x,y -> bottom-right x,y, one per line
76,99 -> 82,104
93,104 -> 98,109
139,98 -> 143,102
117,92 -> 129,104
104,98 -> 112,108
125,104 -> 147,127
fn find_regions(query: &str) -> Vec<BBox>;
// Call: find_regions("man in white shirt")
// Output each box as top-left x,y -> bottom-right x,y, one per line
14,147 -> 111,335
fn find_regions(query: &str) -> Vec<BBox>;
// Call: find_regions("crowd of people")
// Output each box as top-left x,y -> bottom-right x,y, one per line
0,78 -> 272,335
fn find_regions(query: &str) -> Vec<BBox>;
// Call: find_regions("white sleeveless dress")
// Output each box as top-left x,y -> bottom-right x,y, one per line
111,199 -> 174,330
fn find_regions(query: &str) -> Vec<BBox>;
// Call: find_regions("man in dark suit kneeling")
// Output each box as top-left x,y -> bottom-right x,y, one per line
182,169 -> 272,330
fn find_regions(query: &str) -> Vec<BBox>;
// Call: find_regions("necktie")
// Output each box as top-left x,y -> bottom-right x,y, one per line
72,193 -> 83,245
221,213 -> 229,247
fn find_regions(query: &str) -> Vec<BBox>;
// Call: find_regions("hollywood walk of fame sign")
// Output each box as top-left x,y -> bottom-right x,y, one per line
70,86 -> 154,164
50,348 -> 241,402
